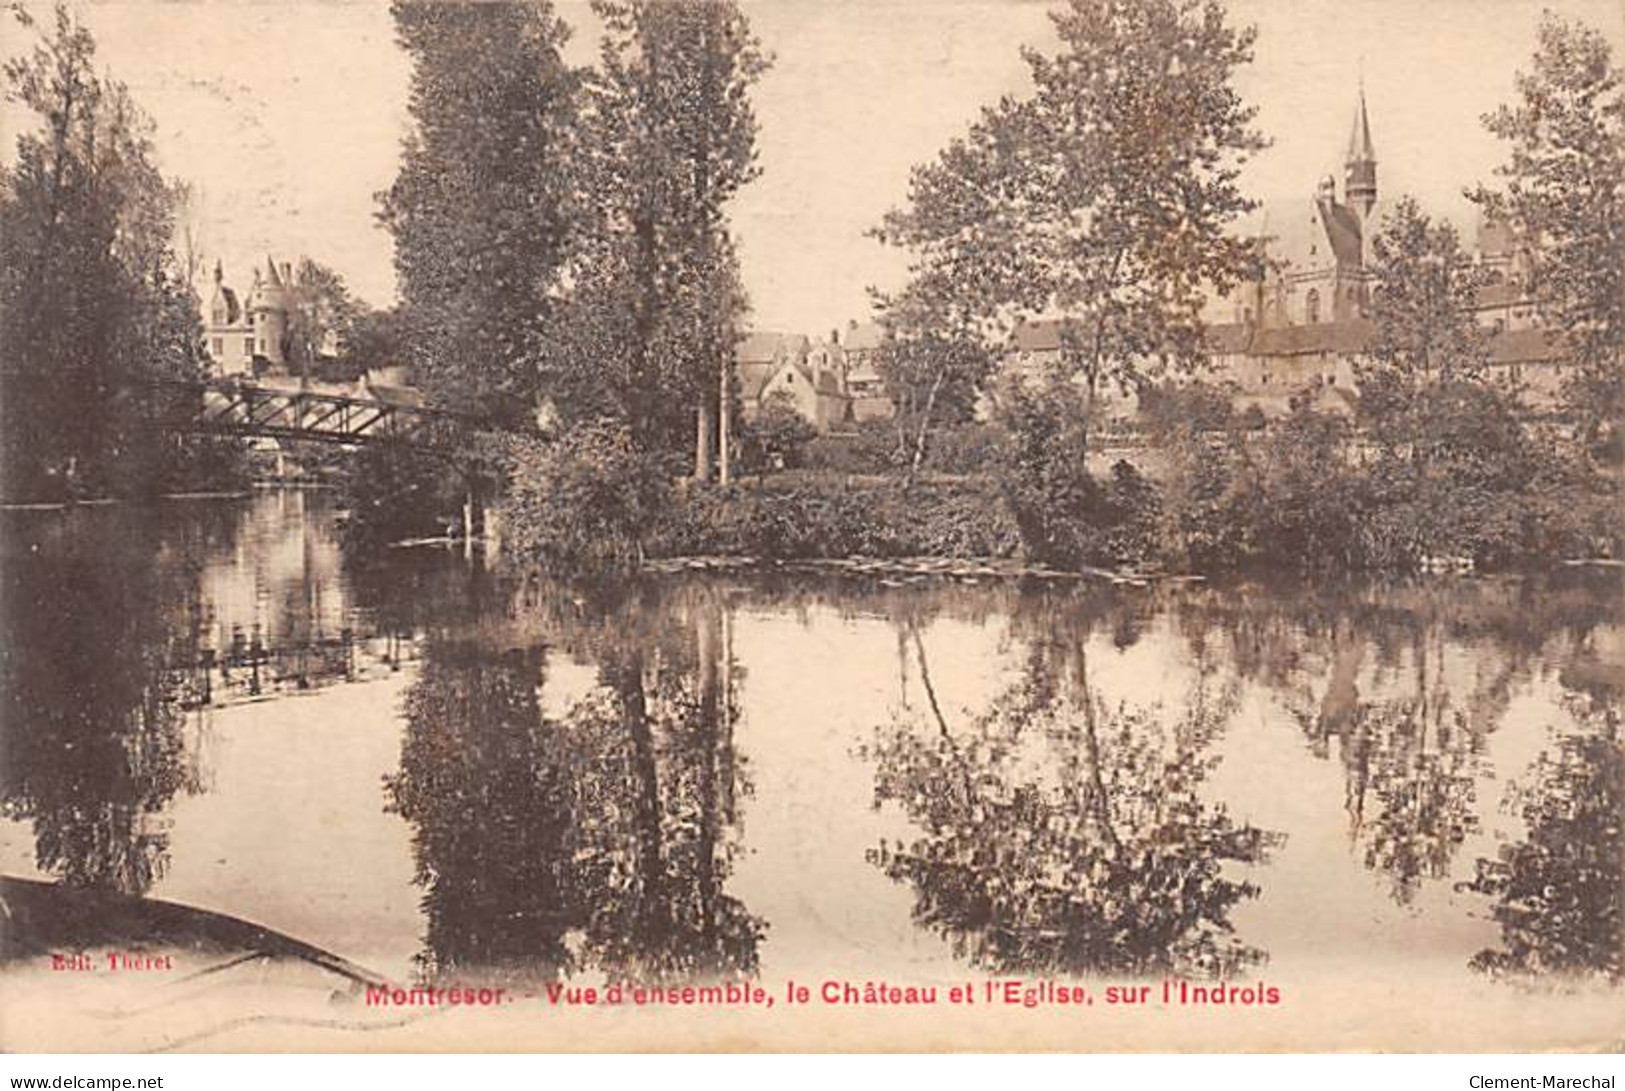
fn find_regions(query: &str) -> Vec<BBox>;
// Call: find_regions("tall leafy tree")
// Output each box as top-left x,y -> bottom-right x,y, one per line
282,257 -> 361,382
1472,12 -> 1625,450
380,0 -> 582,429
869,274 -> 995,488
0,3 -> 203,501
1358,198 -> 1493,449
874,0 -> 1268,452
549,0 -> 768,475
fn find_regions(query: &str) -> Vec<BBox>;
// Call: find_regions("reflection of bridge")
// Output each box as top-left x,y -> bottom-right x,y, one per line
168,628 -> 422,710
148,379 -> 487,453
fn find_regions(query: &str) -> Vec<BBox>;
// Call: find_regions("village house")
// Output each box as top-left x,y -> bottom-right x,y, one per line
839,321 -> 895,422
735,331 -> 848,430
734,324 -> 896,431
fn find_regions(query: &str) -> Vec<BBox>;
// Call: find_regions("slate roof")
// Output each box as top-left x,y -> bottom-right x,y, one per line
737,332 -> 791,365
737,361 -> 778,401
1488,327 -> 1563,364
215,286 -> 241,325
1203,322 -> 1253,354
1250,320 -> 1375,357
1010,318 -> 1083,352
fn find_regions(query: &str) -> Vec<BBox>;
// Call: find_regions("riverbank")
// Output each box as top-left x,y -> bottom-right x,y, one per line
641,552 -> 1185,588
1,489 -> 254,512
621,465 -> 1622,578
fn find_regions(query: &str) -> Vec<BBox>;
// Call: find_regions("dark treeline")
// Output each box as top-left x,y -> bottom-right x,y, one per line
0,6 -> 252,502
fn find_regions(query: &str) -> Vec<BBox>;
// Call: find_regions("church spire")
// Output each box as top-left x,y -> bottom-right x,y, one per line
1344,88 -> 1377,218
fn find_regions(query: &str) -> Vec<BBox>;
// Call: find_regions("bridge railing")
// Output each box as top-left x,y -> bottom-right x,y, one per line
147,378 -> 488,452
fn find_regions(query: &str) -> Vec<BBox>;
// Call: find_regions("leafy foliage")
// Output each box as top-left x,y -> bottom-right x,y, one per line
1466,700 -> 1623,983
381,0 -> 582,429
502,423 -> 675,573
541,0 -> 769,470
0,4 -> 216,501
1472,12 -> 1625,449
736,389 -> 817,472
865,641 -> 1279,978
874,0 -> 1268,448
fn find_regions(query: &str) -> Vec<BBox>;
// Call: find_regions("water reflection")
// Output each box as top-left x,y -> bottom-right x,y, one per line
1464,697 -> 1623,983
1169,580 -> 1617,908
0,510 -> 205,894
864,619 -> 1281,978
386,586 -> 763,986
2,495 -> 1621,993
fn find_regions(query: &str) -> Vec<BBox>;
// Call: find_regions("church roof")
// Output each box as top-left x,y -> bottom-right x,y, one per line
1488,327 -> 1563,364
1251,320 -> 1375,357
1319,201 -> 1365,266
1243,198 -> 1373,271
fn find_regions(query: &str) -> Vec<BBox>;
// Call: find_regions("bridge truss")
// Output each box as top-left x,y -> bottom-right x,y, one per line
148,379 -> 484,453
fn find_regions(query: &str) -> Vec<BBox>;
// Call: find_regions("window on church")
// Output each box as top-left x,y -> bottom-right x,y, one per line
212,337 -> 223,356
244,337 -> 255,355
1305,289 -> 1321,325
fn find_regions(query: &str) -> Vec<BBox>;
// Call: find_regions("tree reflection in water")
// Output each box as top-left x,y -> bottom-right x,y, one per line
1464,698 -> 1623,983
1335,639 -> 1487,907
1170,578 -> 1619,908
385,583 -> 763,987
864,619 -> 1281,978
0,511 -> 204,895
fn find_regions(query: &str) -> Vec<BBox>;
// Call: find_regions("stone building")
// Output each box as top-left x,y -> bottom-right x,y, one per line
205,258 -> 296,378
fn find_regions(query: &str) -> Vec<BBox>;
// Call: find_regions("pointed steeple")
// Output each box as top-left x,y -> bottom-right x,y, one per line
1346,89 -> 1375,166
1344,88 -> 1377,219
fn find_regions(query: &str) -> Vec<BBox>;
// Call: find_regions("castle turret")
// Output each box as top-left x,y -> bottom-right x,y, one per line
1345,90 -> 1377,220
248,255 -> 289,368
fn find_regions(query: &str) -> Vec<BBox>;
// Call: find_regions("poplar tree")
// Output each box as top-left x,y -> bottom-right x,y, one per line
554,0 -> 768,475
380,0 -> 582,429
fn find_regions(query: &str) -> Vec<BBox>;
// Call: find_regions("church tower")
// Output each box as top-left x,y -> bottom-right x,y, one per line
1345,89 -> 1377,219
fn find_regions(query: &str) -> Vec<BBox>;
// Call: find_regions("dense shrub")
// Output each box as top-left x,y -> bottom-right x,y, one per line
803,421 -> 1006,478
649,477 -> 1022,561
502,422 -> 674,573
990,379 -> 1163,567
803,420 -> 905,476
922,423 -> 1007,475
737,390 -> 820,472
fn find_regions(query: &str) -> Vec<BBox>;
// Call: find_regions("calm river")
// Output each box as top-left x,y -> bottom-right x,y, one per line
2,491 -> 1621,1050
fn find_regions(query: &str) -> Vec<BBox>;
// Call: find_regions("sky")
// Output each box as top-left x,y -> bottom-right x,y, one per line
3,0 -> 1623,335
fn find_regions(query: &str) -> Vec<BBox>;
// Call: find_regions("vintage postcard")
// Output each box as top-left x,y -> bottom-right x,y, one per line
1,0 -> 1621,1055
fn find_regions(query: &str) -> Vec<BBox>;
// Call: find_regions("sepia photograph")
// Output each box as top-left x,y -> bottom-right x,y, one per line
0,0 -> 1621,1057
